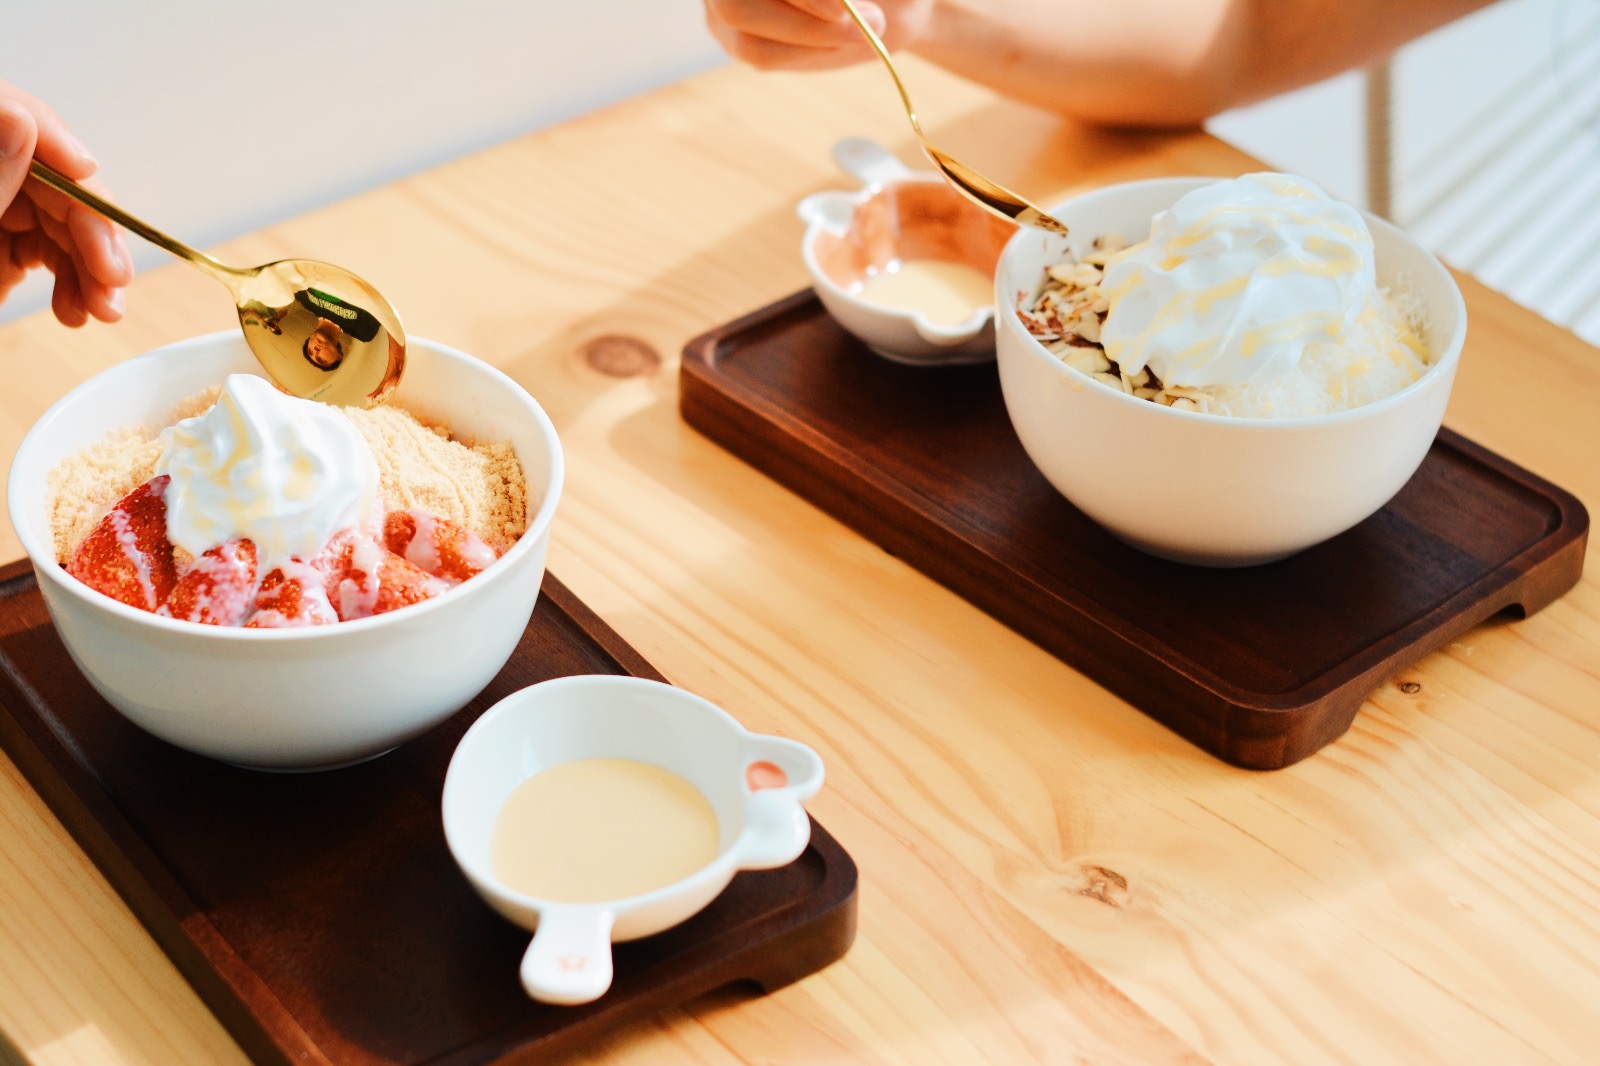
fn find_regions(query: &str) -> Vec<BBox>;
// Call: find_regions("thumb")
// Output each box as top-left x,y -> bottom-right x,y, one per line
856,2 -> 887,35
0,100 -> 39,218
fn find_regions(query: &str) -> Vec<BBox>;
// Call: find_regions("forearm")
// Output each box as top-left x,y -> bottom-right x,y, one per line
911,0 -> 1497,127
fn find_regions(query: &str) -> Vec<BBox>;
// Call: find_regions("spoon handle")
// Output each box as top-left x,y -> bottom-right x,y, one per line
837,0 -> 924,137
834,0 -> 1069,237
27,160 -> 242,283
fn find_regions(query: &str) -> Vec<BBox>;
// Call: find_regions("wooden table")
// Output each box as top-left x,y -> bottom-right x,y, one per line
2,60 -> 1597,1066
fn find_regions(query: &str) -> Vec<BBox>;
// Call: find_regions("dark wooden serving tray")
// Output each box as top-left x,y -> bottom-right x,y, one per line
680,289 -> 1589,770
0,560 -> 856,1066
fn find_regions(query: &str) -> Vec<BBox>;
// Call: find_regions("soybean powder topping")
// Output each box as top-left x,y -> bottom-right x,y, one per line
47,389 -> 528,562
343,405 -> 527,552
47,388 -> 220,561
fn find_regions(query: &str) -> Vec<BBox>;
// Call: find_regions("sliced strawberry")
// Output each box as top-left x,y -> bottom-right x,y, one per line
66,476 -> 178,612
383,510 -> 501,583
159,538 -> 259,626
245,561 -> 337,628
309,528 -> 365,611
315,530 -> 448,621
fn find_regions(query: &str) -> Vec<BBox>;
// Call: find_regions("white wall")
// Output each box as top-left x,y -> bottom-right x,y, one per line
1,0 -> 725,322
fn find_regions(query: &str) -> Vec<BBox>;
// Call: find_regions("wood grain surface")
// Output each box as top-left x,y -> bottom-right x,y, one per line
1,58 -> 1598,1065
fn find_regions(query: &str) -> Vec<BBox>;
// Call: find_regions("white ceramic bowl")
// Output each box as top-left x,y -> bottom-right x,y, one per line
799,139 -> 1012,366
995,177 -> 1468,567
441,675 -> 824,1005
6,332 -> 563,770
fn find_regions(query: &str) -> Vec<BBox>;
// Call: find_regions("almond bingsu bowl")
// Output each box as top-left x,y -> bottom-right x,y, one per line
995,176 -> 1468,567
6,333 -> 563,770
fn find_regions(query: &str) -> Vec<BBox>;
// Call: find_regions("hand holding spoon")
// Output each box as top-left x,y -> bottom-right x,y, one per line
836,0 -> 1069,237
29,160 -> 405,408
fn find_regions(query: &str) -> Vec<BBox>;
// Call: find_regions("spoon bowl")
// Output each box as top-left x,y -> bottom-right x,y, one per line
228,258 -> 405,407
29,160 -> 405,408
837,0 -> 1069,237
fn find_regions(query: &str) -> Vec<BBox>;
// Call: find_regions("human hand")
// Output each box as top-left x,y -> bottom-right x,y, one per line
0,81 -> 132,326
704,0 -> 935,71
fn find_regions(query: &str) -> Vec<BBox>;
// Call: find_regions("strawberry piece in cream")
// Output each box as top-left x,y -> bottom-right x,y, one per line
317,529 -> 450,621
383,509 -> 501,584
246,562 -> 338,628
158,538 -> 258,626
66,476 -> 179,611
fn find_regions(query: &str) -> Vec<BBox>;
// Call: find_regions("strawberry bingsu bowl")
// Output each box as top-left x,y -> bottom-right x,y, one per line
6,332 -> 563,771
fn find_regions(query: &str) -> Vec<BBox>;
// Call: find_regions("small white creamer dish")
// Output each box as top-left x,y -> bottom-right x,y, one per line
441,674 -> 824,1005
799,138 -> 1013,365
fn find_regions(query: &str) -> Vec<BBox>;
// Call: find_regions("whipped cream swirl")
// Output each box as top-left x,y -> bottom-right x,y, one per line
157,374 -> 378,564
1099,172 -> 1378,389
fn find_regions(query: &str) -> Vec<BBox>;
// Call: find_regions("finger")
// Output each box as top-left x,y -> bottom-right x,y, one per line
54,286 -> 90,327
787,0 -> 858,17
23,171 -> 124,266
837,0 -> 888,35
68,201 -> 131,287
0,80 -> 96,180
48,249 -> 89,327
22,174 -> 77,223
0,99 -> 38,220
9,227 -> 45,270
709,0 -> 875,46
0,233 -> 23,300
76,175 -> 133,284
34,201 -> 71,247
56,232 -> 122,323
21,163 -> 116,224
61,216 -> 125,321
717,27 -> 876,69
705,0 -> 834,23
711,0 -> 885,30
77,272 -> 125,323
0,191 -> 37,233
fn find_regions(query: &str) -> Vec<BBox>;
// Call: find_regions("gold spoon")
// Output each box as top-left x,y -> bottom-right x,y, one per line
837,0 -> 1069,237
29,160 -> 405,408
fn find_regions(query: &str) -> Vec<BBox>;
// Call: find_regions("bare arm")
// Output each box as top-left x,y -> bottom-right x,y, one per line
704,0 -> 1499,126
914,0 -> 1498,125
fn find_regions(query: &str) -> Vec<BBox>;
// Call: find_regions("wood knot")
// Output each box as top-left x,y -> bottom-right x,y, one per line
1399,681 -> 1422,695
1071,864 -> 1130,907
579,334 -> 661,378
